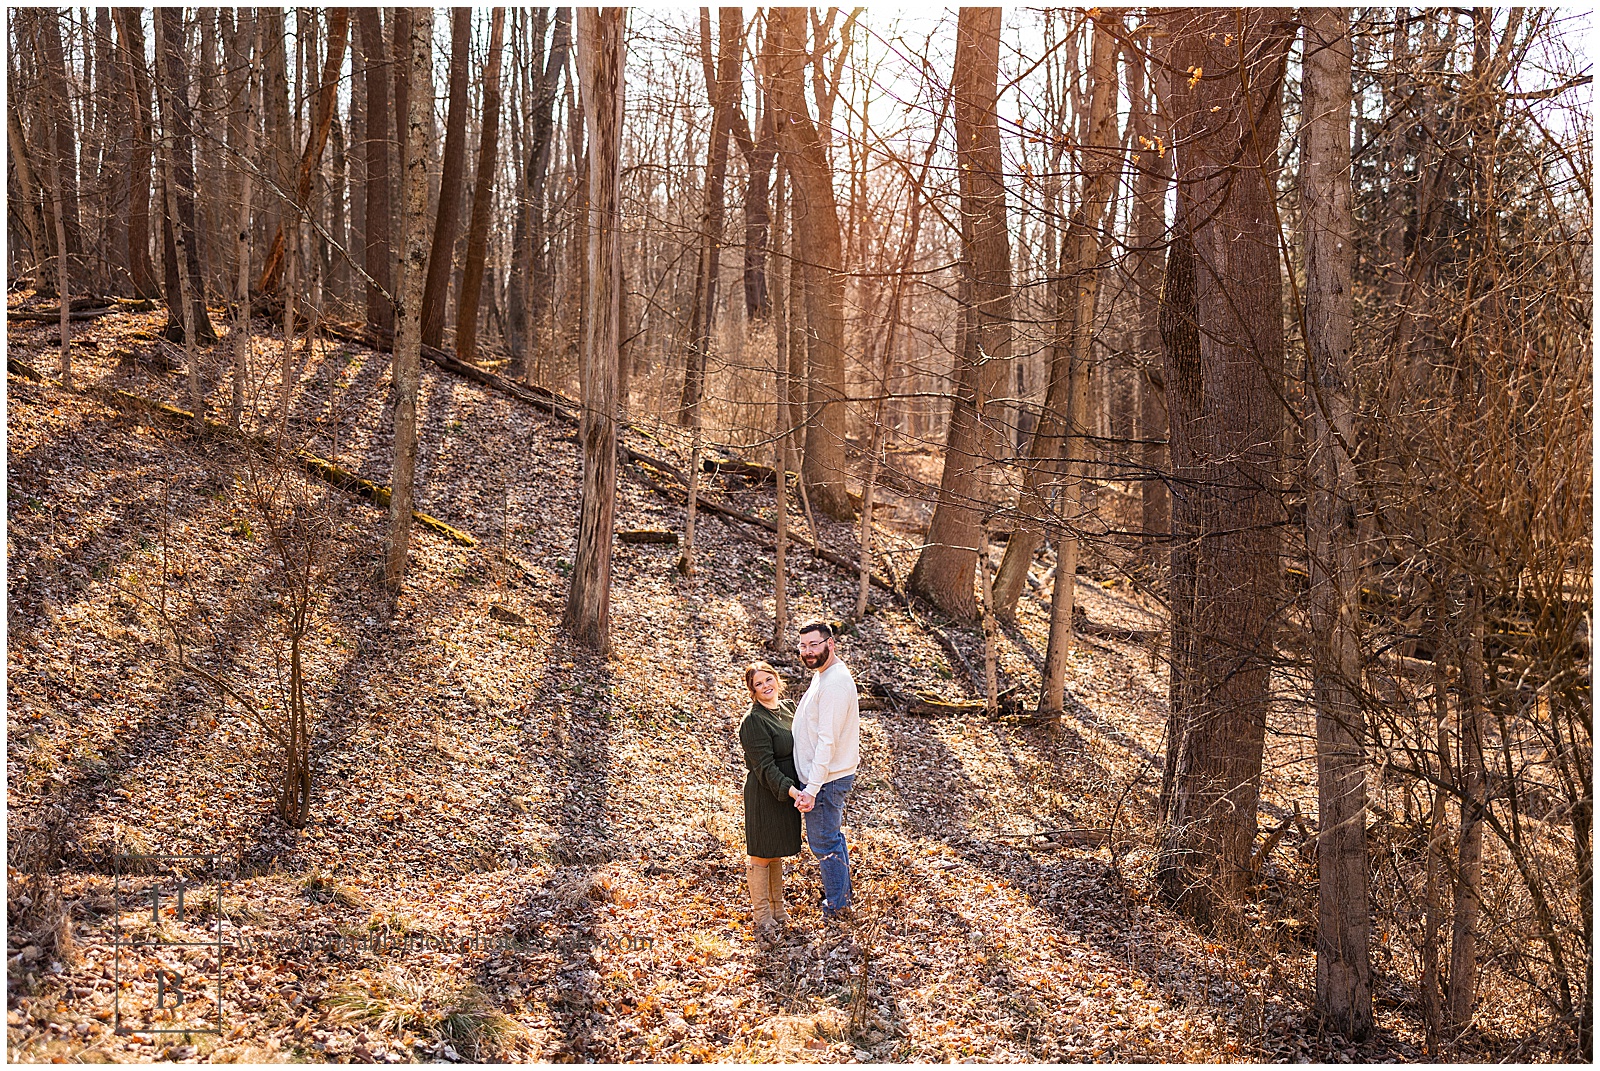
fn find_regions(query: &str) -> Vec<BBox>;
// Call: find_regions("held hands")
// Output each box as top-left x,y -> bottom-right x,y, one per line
789,786 -> 816,813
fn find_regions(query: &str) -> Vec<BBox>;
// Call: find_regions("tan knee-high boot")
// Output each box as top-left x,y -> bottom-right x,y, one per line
767,859 -> 789,925
747,861 -> 774,936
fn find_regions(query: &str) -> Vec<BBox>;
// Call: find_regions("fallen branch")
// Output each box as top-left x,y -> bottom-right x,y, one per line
8,307 -> 123,323
101,387 -> 475,546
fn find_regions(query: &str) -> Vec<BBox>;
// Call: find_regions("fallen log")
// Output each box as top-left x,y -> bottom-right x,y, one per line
617,529 -> 678,545
9,307 -> 123,323
100,387 -> 475,546
318,321 -> 577,421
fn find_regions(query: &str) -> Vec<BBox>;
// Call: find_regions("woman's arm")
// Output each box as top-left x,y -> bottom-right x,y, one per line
739,713 -> 796,803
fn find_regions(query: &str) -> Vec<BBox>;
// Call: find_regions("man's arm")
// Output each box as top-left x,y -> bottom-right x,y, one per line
802,671 -> 845,797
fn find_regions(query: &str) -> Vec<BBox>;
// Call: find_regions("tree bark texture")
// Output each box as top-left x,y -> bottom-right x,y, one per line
564,7 -> 626,654
1129,32 -> 1172,561
1302,6 -> 1374,1040
420,8 -> 473,350
508,9 -> 571,380
357,8 -> 395,333
678,8 -> 740,426
457,7 -> 507,362
1154,8 -> 1293,917
113,9 -> 161,299
36,10 -> 85,292
909,6 -> 1013,621
766,6 -> 852,521
385,12 -> 434,602
155,7 -> 217,345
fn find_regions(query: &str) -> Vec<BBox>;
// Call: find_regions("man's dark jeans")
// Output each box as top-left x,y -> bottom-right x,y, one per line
805,774 -> 854,915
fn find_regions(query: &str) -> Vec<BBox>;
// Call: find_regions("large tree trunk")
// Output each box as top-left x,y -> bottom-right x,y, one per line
420,8 -> 473,350
457,8 -> 506,362
766,7 -> 852,521
114,9 -> 161,299
1302,7 -> 1373,1041
155,7 -> 217,345
356,9 -> 394,333
384,10 -> 434,605
907,7 -> 1013,621
257,9 -> 350,295
1154,8 -> 1293,918
992,11 -> 1117,620
563,7 -> 625,653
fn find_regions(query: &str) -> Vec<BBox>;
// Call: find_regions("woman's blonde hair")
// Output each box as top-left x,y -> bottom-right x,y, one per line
743,660 -> 787,700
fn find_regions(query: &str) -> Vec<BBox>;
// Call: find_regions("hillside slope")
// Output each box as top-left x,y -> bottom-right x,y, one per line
7,305 -> 1470,1062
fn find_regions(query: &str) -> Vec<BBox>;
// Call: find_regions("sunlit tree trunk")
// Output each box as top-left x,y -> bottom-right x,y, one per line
910,6 -> 1013,621
767,6 -> 852,521
1302,6 -> 1373,1040
563,7 -> 626,653
384,11 -> 434,605
114,9 -> 160,299
1155,8 -> 1293,918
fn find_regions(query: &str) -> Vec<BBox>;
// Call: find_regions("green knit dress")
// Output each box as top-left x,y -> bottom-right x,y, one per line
738,699 -> 802,858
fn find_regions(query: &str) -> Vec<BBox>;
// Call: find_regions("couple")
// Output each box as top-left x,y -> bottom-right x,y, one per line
738,619 -> 859,943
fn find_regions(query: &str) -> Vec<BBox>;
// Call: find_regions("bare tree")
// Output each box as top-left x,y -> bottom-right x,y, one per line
907,6 -> 1012,621
356,8 -> 394,333
113,9 -> 160,299
766,6 -> 852,520
420,8 -> 473,350
1301,5 -> 1373,1039
1155,8 -> 1294,917
457,7 -> 507,362
564,6 -> 626,653
384,10 -> 434,605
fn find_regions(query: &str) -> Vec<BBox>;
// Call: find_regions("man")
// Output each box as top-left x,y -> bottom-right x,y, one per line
790,619 -> 860,922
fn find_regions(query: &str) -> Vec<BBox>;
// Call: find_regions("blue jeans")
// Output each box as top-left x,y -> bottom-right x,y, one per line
805,775 -> 855,915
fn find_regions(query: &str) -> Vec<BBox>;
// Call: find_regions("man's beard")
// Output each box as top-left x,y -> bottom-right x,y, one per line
800,650 -> 828,670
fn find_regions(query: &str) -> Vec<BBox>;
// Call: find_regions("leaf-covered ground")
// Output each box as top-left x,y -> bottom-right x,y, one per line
6,303 -> 1542,1062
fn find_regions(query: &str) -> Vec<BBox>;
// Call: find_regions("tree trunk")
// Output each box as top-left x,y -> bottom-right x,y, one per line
771,158 -> 790,649
232,13 -> 260,431
1129,30 -> 1171,565
993,11 -> 1117,620
419,8 -> 473,350
113,10 -> 160,299
457,8 -> 506,362
353,9 -> 394,334
155,7 -> 217,346
678,8 -> 740,428
563,7 -> 625,654
384,11 -> 434,605
257,9 -> 350,295
154,8 -> 206,423
1302,6 -> 1373,1040
1154,8 -> 1293,918
508,10 -> 570,381
1447,584 -> 1488,1035
36,10 -> 84,292
766,6 -> 852,521
908,6 -> 1012,621
734,67 -> 777,322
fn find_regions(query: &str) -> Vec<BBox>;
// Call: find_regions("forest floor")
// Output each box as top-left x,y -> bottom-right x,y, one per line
5,301 -> 1549,1063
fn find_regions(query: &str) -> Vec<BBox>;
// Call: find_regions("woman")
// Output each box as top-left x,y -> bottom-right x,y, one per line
738,661 -> 806,943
